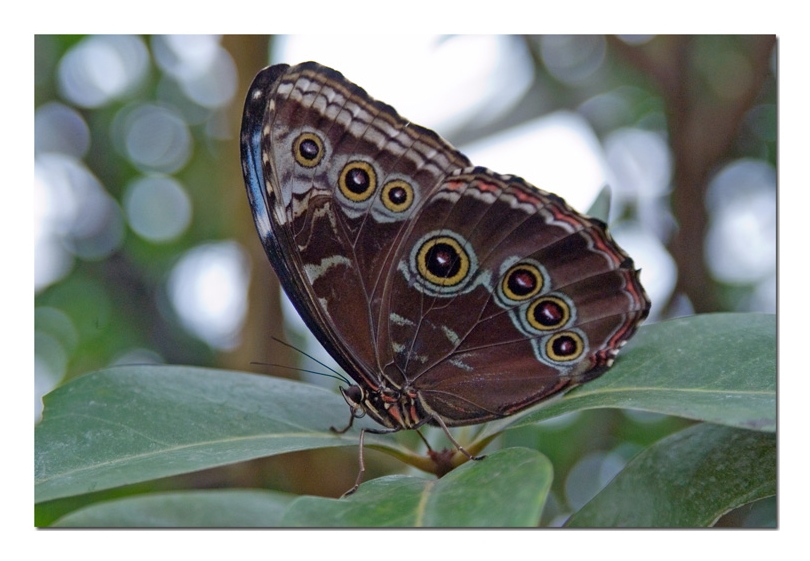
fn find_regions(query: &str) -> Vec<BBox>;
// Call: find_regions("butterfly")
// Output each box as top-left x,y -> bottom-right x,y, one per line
240,61 -> 650,494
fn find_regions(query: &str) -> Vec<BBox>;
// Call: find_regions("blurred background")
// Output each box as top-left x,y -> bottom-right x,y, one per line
34,35 -> 776,525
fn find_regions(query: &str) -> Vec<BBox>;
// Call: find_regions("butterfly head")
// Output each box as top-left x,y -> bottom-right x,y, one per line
339,381 -> 429,432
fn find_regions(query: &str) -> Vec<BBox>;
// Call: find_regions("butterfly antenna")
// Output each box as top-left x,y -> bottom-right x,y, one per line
269,336 -> 351,385
250,361 -> 349,385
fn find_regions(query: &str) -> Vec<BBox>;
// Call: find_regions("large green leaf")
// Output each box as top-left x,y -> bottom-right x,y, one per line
481,313 -> 776,439
282,447 -> 551,527
35,365 -> 396,503
52,489 -> 294,527
566,423 -> 776,527
36,314 -> 774,504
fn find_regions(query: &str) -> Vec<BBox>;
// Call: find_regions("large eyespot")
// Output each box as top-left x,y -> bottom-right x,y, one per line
292,132 -> 324,167
526,296 -> 571,331
501,263 -> 544,302
381,180 -> 414,213
339,161 -> 377,202
544,331 -> 585,362
404,230 -> 479,297
417,236 -> 470,287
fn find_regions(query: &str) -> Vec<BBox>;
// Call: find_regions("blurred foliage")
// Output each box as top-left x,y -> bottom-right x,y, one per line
34,35 -> 776,526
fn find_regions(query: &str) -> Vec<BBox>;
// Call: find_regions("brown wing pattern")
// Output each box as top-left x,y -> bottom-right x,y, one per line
242,61 -> 650,430
250,62 -> 470,386
381,170 -> 649,424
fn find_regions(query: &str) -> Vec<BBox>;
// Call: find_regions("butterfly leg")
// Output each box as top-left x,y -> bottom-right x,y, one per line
329,412 -> 355,434
341,427 -> 368,497
414,428 -> 434,453
432,414 -> 486,462
330,410 -> 371,496
342,425 -> 400,497
331,411 -> 374,496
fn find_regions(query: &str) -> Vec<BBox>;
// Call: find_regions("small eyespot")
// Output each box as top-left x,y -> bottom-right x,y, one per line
544,332 -> 585,362
416,235 -> 471,288
527,296 -> 571,331
501,263 -> 544,302
292,133 -> 324,167
339,161 -> 377,202
381,180 -> 414,213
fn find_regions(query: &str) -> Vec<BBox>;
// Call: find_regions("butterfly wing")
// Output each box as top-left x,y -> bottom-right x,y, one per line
380,168 -> 650,425
240,62 -> 471,385
242,61 -> 650,431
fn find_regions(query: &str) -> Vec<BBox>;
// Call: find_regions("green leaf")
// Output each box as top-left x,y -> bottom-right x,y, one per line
281,447 -> 551,527
35,365 -> 397,503
36,314 -> 774,505
51,489 -> 295,527
482,313 -> 776,439
566,423 -> 776,527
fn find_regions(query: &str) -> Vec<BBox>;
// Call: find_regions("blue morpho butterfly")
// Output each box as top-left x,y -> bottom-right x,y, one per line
240,62 -> 650,494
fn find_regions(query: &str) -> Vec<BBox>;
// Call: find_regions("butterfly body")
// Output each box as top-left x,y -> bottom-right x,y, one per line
241,62 -> 650,453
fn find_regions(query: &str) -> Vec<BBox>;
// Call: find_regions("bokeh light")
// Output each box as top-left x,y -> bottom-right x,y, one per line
57,35 -> 150,108
113,103 -> 193,174
273,35 -> 534,136
152,35 -> 238,109
539,35 -> 607,85
35,102 -> 90,158
35,35 -> 241,413
705,159 -> 776,297
123,175 -> 192,243
462,111 -> 608,212
168,242 -> 250,351
35,153 -> 125,290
